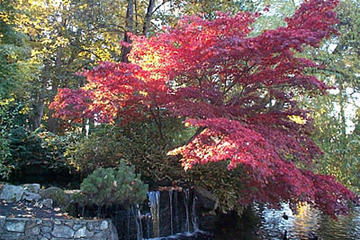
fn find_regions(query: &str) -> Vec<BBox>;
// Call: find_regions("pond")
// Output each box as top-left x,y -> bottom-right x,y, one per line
251,203 -> 360,240
145,203 -> 360,240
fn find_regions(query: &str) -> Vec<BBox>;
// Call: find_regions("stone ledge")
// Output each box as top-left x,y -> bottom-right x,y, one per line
0,216 -> 118,240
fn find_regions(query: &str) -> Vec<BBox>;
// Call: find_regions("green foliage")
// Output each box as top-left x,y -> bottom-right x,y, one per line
5,127 -> 77,174
0,99 -> 28,179
114,118 -> 194,184
0,97 -> 79,179
80,161 -> 148,208
188,162 -> 246,215
64,125 -> 123,176
308,94 -> 360,193
0,1 -> 34,99
65,118 -> 193,183
299,0 -> 360,192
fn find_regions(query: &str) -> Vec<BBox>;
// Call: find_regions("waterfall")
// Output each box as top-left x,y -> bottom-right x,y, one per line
127,209 -> 131,238
169,190 -> 174,235
135,204 -> 143,240
146,213 -> 151,238
183,188 -> 190,233
192,193 -> 199,232
141,189 -> 202,239
174,191 -> 181,232
148,191 -> 160,237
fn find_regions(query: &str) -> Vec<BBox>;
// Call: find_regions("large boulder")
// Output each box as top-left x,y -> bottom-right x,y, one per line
40,199 -> 54,209
23,184 -> 41,194
22,191 -> 41,202
0,184 -> 24,202
40,187 -> 69,209
194,185 -> 219,212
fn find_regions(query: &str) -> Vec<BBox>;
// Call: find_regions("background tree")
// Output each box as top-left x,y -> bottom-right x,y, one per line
301,0 -> 360,192
0,0 -> 35,177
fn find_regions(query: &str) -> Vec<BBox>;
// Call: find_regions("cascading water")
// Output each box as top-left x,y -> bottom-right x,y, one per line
134,189 -> 203,240
146,213 -> 151,238
183,188 -> 191,233
148,191 -> 160,237
135,204 -> 143,240
127,209 -> 131,238
192,194 -> 199,232
169,190 -> 174,235
174,190 -> 179,232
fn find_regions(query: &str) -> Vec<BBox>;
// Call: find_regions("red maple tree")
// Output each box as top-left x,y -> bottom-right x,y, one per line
50,0 -> 358,217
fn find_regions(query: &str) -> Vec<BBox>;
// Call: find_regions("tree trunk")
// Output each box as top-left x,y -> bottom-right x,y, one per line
47,48 -> 64,133
29,91 -> 44,131
121,0 -> 134,62
143,0 -> 155,36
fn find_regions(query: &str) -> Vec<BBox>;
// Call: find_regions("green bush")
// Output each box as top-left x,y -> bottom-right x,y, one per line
65,126 -> 123,177
5,127 -> 78,176
0,99 -> 27,179
80,161 -> 148,208
65,119 -> 193,183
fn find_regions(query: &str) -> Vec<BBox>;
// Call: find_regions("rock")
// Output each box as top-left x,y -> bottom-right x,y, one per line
22,191 -> 41,202
5,220 -> 26,232
92,231 -> 108,239
25,220 -> 37,230
87,222 -> 100,231
64,220 -> 74,228
100,220 -> 109,230
73,224 -> 83,231
110,222 -> 119,240
0,184 -> 24,202
23,184 -> 40,194
74,226 -> 86,238
42,220 -> 52,227
40,225 -> 52,233
194,185 -> 219,212
52,225 -> 74,238
42,232 -> 51,239
40,199 -> 53,209
25,226 -> 40,236
40,187 -> 69,209
0,232 -> 23,239
0,216 -> 5,234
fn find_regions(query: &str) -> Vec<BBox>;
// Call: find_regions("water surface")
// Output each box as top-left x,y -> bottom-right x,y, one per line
253,204 -> 360,240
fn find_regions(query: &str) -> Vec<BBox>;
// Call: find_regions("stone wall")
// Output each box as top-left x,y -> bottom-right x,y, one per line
0,216 -> 118,240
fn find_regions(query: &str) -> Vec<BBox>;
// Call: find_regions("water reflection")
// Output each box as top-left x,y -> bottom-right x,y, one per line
255,203 -> 360,240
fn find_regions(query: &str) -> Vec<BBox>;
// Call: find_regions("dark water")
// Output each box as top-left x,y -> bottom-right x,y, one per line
252,203 -> 360,240
177,203 -> 360,240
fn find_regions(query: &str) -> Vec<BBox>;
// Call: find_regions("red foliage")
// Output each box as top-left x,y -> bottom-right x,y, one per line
50,0 -> 358,216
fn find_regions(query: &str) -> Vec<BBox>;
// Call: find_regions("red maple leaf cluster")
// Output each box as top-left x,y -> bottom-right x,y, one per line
50,0 -> 358,217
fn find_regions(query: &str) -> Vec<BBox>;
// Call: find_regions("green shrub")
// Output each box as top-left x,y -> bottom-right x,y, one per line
80,161 -> 148,208
65,119 -> 193,184
65,126 -> 123,177
3,127 -> 78,182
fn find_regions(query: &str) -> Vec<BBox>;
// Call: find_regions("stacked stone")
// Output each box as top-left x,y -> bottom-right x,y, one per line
0,217 -> 118,240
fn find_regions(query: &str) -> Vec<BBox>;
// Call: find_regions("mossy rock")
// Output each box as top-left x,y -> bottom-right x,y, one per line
40,186 -> 69,209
